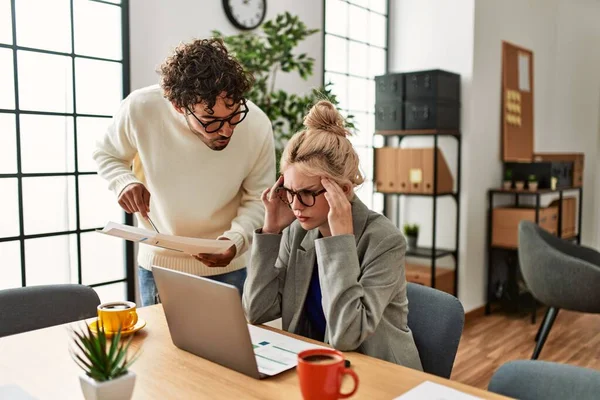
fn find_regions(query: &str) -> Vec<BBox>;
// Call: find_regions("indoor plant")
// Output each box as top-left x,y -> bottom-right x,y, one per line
515,180 -> 525,191
503,169 -> 512,190
71,324 -> 140,400
213,12 -> 353,172
528,174 -> 538,191
403,224 -> 420,250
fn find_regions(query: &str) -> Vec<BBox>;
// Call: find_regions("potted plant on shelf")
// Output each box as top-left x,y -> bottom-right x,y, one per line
528,174 -> 538,191
503,169 -> 513,190
71,324 -> 140,400
403,224 -> 420,250
515,179 -> 525,191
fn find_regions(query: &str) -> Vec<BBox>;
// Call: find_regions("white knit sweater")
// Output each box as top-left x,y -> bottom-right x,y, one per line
93,85 -> 275,276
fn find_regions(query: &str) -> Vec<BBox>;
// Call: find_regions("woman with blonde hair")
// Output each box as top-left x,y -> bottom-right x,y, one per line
243,101 -> 422,369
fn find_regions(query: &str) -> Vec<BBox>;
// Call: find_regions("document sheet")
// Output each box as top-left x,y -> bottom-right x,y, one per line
248,325 -> 329,376
98,222 -> 232,255
394,381 -> 483,400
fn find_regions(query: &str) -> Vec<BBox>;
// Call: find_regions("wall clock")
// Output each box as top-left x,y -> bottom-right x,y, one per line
222,0 -> 267,31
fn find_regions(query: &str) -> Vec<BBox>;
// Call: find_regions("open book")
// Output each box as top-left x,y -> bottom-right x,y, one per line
97,222 -> 232,255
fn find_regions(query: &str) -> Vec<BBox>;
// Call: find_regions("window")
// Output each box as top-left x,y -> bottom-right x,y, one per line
323,0 -> 388,213
0,0 -> 133,303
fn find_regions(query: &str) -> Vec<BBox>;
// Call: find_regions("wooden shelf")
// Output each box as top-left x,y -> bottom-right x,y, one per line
489,187 -> 581,194
375,191 -> 457,198
405,263 -> 455,295
491,234 -> 580,250
406,247 -> 455,259
375,129 -> 461,137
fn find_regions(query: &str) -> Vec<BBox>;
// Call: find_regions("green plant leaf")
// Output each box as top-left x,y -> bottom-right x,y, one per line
70,321 -> 138,382
106,326 -> 121,370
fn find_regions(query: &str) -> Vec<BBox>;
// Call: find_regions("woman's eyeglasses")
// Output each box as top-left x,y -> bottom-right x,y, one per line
275,187 -> 326,207
187,99 -> 249,133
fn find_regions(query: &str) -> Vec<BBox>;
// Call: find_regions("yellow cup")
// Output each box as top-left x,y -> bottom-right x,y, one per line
97,301 -> 138,332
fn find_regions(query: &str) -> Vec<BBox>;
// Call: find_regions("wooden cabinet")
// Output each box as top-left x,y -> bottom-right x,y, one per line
492,206 -> 558,248
405,263 -> 454,295
549,197 -> 577,238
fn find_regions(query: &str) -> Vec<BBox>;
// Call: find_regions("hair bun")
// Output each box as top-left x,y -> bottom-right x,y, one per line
303,100 -> 348,137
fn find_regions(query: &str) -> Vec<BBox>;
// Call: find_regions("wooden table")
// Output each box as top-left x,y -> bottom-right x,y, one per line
0,305 -> 510,399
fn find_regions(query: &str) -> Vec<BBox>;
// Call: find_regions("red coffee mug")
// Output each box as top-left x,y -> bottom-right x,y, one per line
297,348 -> 359,400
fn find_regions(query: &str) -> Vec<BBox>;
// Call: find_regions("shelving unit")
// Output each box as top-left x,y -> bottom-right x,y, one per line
373,130 -> 462,296
485,187 -> 583,320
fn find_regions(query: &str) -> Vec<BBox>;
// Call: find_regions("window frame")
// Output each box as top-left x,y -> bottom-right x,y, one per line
322,0 -> 390,213
0,0 -> 134,300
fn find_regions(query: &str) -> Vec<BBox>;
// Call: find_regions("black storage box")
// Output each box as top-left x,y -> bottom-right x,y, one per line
404,100 -> 460,130
375,101 -> 403,131
405,69 -> 460,101
504,162 -> 574,189
375,73 -> 404,102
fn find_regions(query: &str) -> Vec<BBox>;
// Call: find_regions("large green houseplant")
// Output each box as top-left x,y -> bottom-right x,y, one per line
213,12 -> 353,170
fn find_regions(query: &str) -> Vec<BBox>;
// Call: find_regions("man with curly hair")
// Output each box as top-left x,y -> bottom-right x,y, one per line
94,38 -> 275,306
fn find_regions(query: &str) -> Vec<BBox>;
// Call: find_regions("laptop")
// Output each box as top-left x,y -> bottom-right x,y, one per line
152,265 -> 326,379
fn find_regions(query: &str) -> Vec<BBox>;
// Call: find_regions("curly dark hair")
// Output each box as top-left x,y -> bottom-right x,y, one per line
159,38 -> 254,113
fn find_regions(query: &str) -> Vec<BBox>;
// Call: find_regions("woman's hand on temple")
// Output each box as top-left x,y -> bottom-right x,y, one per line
322,178 -> 353,236
261,175 -> 296,234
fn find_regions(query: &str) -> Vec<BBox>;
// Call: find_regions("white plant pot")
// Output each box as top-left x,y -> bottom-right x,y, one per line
80,371 -> 136,400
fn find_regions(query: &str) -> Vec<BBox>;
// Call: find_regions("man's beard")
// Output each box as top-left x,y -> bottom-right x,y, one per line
187,121 -> 231,151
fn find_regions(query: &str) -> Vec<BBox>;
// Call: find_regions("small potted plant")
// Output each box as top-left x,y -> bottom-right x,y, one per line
71,324 -> 140,400
503,169 -> 513,190
514,179 -> 525,191
528,174 -> 538,191
403,223 -> 419,250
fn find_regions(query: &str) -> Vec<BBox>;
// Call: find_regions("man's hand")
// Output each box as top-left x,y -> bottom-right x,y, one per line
118,183 -> 151,219
194,238 -> 237,268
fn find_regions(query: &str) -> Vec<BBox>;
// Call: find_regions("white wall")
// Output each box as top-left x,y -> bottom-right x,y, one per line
389,0 -> 600,312
544,0 -> 600,248
129,0 -> 323,93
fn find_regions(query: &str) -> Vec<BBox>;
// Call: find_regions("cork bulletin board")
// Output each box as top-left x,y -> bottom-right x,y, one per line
501,41 -> 534,161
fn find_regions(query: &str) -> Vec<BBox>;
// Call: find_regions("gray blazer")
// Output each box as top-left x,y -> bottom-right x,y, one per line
243,197 -> 423,370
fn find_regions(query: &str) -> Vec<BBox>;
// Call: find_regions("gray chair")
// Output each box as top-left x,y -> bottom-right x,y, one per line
518,221 -> 600,359
488,360 -> 600,400
406,282 -> 465,378
0,284 -> 100,338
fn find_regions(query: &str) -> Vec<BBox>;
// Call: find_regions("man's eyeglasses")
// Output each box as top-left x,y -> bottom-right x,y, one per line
187,99 -> 249,133
276,187 -> 327,208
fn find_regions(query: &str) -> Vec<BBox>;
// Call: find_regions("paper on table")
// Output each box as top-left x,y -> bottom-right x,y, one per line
394,381 -> 483,400
97,222 -> 232,255
0,385 -> 37,399
248,325 -> 329,376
